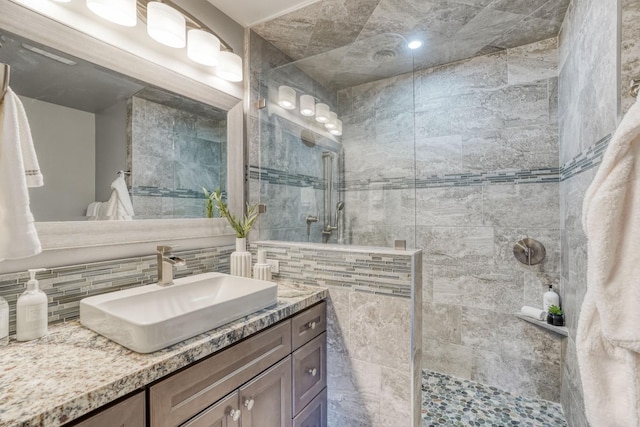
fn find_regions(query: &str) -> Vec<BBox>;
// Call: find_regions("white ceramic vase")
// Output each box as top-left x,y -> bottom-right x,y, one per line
230,238 -> 252,277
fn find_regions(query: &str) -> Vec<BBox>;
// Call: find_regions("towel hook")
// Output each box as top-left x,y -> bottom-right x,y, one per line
117,170 -> 131,177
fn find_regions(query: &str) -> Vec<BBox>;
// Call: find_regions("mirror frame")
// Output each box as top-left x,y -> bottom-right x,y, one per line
0,3 -> 244,258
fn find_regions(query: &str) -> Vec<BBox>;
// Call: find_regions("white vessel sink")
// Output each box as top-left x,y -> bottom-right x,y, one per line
80,272 -> 278,353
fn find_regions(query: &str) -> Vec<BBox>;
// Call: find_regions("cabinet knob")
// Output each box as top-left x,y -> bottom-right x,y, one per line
244,398 -> 255,411
229,409 -> 241,422
307,368 -> 317,377
308,321 -> 317,330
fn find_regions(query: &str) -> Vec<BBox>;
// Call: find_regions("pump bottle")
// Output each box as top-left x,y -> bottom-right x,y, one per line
16,268 -> 48,341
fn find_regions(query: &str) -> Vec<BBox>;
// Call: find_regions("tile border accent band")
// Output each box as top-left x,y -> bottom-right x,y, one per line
249,134 -> 612,190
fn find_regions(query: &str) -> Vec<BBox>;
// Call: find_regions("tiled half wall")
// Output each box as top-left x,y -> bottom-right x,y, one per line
252,241 -> 422,427
0,247 -> 233,336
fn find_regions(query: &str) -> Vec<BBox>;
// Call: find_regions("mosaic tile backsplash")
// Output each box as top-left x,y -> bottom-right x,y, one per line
0,246 -> 232,336
252,242 -> 413,299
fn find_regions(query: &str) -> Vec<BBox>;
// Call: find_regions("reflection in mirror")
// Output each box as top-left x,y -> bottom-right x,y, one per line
0,30 -> 227,222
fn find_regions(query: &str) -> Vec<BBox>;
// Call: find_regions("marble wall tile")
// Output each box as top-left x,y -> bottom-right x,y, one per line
415,187 -> 483,227
422,303 -> 462,344
482,183 -> 560,228
461,306 -> 562,362
416,226 -> 495,267
414,135 -> 464,176
379,366 -> 412,427
432,266 -> 523,312
622,0 -> 640,113
460,124 -> 558,171
414,51 -> 507,105
348,292 -> 412,371
507,38 -> 558,85
422,339 -> 474,380
471,348 -> 562,401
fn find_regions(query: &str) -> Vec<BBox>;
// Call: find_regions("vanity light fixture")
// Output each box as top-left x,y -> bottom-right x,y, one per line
216,51 -> 243,82
325,111 -> 338,130
50,0 -> 71,3
300,94 -> 315,116
329,119 -> 343,136
146,1 -> 186,48
187,29 -> 220,66
315,103 -> 330,123
86,0 -> 137,27
278,85 -> 297,110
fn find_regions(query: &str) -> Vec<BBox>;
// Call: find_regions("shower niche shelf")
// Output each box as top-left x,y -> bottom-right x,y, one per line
515,313 -> 568,337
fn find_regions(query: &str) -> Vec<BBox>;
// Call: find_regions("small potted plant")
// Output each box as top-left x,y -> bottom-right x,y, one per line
204,188 -> 259,277
547,305 -> 564,327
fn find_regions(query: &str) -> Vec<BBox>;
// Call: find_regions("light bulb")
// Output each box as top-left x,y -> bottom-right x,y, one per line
187,29 -> 220,66
86,0 -> 137,27
325,111 -> 338,130
315,103 -> 330,123
300,95 -> 315,116
408,40 -> 423,50
330,119 -> 343,136
216,52 -> 243,82
147,2 -> 186,48
278,86 -> 296,110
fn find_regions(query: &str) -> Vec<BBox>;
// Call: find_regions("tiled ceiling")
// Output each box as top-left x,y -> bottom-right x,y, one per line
252,0 -> 569,89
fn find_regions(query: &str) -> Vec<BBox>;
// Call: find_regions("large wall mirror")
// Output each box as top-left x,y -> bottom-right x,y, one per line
0,2 -> 243,272
1,30 -> 228,222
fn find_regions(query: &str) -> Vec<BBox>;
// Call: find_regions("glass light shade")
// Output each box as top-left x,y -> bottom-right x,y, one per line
315,103 -> 330,123
330,119 -> 343,136
325,111 -> 338,130
278,85 -> 296,110
300,95 -> 315,116
86,0 -> 137,27
147,2 -> 186,48
216,51 -> 243,82
187,29 -> 220,66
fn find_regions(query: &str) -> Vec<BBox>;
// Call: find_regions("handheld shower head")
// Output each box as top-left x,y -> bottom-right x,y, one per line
334,201 -> 345,226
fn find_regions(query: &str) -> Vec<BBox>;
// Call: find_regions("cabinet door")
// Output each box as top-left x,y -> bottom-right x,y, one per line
291,302 -> 326,350
293,389 -> 327,427
292,333 -> 326,416
182,392 -> 241,427
150,321 -> 291,427
239,357 -> 292,427
73,391 -> 145,427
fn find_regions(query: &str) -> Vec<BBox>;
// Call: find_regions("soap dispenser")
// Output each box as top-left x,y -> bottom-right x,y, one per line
543,284 -> 560,312
253,250 -> 272,281
16,268 -> 48,341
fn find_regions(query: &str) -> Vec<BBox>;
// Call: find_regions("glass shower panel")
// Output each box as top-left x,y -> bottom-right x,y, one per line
253,32 -> 417,248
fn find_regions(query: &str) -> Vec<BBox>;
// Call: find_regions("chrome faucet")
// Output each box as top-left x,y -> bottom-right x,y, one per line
157,245 -> 186,286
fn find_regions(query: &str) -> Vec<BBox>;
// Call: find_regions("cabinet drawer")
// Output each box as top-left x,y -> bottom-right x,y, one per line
150,321 -> 292,427
181,392 -> 240,427
73,391 -> 145,427
292,333 -> 326,416
293,388 -> 327,427
291,302 -> 326,350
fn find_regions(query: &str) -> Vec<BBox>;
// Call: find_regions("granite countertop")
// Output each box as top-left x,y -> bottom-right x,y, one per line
0,283 -> 327,427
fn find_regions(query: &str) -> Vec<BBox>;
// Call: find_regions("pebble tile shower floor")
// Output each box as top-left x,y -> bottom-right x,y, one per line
422,371 -> 568,427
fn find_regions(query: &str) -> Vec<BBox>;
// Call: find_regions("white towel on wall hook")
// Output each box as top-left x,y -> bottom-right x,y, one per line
0,88 -> 44,261
579,95 -> 640,427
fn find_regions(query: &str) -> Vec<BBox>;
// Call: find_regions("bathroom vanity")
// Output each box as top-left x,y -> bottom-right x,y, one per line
0,283 -> 327,427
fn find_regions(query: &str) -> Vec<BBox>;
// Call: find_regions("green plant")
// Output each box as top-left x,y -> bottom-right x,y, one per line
203,187 -> 215,218
548,305 -> 563,316
208,188 -> 259,238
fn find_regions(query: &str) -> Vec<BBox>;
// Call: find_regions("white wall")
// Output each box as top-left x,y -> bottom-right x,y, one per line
21,96 -> 96,222
95,100 -> 128,202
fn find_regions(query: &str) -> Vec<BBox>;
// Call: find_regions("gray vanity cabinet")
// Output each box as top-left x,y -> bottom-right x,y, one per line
73,391 -> 145,427
293,389 -> 328,427
292,333 -> 326,415
239,357 -> 293,427
181,392 -> 241,427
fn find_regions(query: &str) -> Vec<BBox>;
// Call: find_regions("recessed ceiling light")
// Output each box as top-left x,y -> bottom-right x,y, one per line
408,40 -> 423,50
